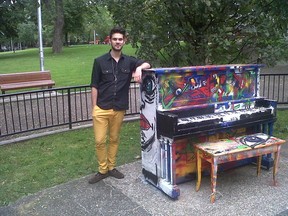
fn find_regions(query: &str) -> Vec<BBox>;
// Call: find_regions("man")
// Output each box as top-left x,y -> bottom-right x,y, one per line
89,27 -> 151,184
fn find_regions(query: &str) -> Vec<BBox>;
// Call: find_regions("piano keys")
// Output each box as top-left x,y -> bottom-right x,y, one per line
140,64 -> 277,199
158,98 -> 276,138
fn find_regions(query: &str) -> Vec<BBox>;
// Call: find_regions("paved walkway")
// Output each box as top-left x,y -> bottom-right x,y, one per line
1,143 -> 288,216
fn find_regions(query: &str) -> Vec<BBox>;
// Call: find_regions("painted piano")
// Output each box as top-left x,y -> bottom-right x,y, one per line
140,64 -> 277,199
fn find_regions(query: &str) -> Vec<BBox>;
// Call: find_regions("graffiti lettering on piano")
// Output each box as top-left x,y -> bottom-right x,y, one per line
158,70 -> 257,110
215,100 -> 255,112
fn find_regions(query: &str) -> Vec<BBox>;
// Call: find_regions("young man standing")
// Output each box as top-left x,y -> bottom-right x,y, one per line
89,27 -> 151,184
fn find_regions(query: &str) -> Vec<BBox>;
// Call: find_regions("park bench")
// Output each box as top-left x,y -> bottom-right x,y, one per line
0,70 -> 55,94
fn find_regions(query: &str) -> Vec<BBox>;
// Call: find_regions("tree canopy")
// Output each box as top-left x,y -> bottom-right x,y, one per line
107,0 -> 288,67
1,0 -> 288,67
0,1 -> 28,42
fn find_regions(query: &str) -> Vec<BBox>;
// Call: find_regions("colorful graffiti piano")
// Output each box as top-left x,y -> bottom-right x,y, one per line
140,64 -> 277,199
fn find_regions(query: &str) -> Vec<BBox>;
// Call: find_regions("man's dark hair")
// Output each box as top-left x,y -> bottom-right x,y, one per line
109,26 -> 126,38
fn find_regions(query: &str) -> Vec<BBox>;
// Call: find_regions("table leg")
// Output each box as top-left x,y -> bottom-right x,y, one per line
210,157 -> 218,203
196,150 -> 202,192
257,155 -> 262,176
273,146 -> 281,186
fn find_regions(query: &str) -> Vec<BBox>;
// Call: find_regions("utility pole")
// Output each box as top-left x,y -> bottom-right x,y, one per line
37,0 -> 44,71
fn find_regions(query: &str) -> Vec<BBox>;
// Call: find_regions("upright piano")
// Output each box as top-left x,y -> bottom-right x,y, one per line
140,64 -> 277,199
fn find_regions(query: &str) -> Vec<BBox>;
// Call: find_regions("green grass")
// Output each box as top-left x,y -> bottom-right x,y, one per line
273,110 -> 288,139
0,121 -> 141,206
0,44 -> 137,87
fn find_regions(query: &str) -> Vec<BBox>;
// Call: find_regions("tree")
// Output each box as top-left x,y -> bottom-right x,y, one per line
0,1 -> 24,38
83,3 -> 114,43
52,0 -> 64,53
0,0 -> 43,51
44,0 -> 111,52
17,21 -> 37,47
63,0 -> 85,46
107,0 -> 288,67
0,0 -> 27,50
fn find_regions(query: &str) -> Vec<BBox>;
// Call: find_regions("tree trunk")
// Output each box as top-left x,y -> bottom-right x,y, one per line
52,0 -> 64,53
64,32 -> 69,46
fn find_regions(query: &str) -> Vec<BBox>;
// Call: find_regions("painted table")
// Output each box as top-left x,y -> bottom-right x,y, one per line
194,133 -> 286,203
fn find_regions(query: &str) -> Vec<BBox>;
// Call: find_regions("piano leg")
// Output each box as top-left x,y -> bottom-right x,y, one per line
210,157 -> 218,203
257,155 -> 262,176
196,149 -> 202,192
195,148 -> 219,203
273,145 -> 281,186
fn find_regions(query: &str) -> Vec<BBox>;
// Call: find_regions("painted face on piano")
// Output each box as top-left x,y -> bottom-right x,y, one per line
140,74 -> 157,152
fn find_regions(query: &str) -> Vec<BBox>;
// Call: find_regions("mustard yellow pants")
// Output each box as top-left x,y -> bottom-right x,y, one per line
92,105 -> 125,174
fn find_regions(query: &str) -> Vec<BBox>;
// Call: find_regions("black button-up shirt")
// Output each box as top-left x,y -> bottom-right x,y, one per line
90,52 -> 144,110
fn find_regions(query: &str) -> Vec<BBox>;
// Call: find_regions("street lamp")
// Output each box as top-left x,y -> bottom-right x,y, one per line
37,0 -> 44,71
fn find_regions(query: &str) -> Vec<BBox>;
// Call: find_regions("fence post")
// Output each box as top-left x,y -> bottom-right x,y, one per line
67,88 -> 72,129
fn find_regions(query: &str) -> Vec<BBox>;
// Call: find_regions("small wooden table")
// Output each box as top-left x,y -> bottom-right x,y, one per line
195,133 -> 286,203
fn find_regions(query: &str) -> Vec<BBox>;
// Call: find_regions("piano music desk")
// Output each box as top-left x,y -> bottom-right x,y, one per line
195,133 -> 286,203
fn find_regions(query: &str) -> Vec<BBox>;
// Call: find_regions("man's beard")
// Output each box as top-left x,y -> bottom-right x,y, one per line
111,45 -> 123,52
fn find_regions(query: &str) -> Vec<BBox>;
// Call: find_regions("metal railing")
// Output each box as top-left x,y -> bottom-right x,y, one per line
260,73 -> 288,105
1,74 -> 288,139
0,82 -> 140,138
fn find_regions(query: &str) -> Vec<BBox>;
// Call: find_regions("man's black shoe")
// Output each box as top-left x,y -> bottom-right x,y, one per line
88,172 -> 109,184
108,169 -> 124,179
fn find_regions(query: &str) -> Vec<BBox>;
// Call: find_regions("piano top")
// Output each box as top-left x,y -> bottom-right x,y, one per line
142,63 -> 264,111
144,64 -> 264,75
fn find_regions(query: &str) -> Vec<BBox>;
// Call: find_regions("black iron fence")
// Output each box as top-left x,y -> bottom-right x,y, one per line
0,82 -> 140,138
1,74 -> 288,139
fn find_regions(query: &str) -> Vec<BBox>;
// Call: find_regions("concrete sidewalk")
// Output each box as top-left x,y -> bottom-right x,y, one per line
1,145 -> 288,216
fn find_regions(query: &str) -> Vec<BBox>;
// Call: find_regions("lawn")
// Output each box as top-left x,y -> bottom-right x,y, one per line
0,121 -> 141,206
0,44 -> 137,87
